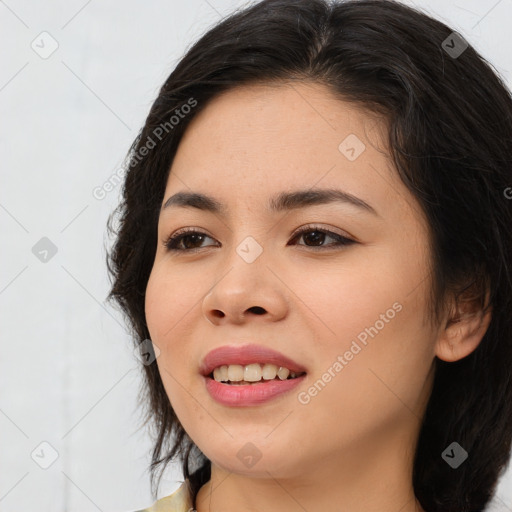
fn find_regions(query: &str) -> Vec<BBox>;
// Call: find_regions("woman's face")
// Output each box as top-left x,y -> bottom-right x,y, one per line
145,82 -> 440,480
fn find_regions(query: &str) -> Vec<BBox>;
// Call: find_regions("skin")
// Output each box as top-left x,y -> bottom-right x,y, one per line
144,82 -> 491,512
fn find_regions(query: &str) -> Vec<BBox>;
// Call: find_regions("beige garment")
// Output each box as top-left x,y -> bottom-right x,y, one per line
135,480 -> 194,512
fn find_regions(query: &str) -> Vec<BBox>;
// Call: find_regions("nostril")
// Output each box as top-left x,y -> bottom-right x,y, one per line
248,306 -> 265,315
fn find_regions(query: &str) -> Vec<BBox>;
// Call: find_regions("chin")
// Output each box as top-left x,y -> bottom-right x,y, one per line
205,443 -> 302,478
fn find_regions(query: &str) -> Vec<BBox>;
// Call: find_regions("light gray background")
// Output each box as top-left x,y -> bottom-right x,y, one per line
1,1 -> 511,511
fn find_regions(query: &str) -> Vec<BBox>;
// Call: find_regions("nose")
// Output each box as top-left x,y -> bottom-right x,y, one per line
201,251 -> 289,326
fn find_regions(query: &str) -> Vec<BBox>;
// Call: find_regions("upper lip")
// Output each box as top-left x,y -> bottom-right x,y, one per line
199,344 -> 307,377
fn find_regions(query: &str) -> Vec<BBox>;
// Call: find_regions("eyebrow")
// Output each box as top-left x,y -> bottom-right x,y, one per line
161,188 -> 379,217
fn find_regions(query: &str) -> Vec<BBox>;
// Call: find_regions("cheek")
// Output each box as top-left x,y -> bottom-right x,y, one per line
144,270 -> 193,410
292,248 -> 433,399
297,302 -> 434,451
144,265 -> 209,398
144,264 -> 202,342
286,252 -> 410,347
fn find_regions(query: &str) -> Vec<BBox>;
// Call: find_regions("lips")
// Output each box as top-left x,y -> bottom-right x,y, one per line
199,343 -> 307,378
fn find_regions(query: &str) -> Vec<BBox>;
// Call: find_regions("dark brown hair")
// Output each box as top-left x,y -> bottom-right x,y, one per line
106,1 -> 512,510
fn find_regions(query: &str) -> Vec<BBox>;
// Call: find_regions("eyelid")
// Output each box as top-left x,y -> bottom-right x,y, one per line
290,223 -> 356,241
166,226 -> 213,239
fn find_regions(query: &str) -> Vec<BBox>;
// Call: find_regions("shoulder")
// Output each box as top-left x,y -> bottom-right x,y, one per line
134,480 -> 194,512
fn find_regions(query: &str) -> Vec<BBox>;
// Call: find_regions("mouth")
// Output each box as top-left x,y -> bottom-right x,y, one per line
199,344 -> 308,406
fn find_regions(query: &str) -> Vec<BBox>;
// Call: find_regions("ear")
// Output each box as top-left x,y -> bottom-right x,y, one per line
435,286 -> 492,362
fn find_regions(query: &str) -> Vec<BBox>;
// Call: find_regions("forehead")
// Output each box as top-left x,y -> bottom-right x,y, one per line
163,82 -> 423,228
178,81 -> 384,158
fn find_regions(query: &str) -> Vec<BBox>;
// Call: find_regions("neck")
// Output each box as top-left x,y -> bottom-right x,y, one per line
195,426 -> 425,512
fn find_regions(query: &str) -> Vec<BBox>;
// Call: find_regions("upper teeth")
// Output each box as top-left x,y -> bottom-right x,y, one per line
212,363 -> 301,382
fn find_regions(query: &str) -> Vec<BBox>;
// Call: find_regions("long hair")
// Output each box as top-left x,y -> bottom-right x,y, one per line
105,1 -> 512,510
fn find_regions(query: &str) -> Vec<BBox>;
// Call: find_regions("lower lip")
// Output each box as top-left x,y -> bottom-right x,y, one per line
203,374 -> 306,407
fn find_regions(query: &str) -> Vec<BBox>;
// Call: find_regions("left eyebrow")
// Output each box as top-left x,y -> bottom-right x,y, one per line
161,187 -> 379,217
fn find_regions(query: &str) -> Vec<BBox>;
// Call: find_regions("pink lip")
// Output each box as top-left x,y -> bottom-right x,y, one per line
199,343 -> 307,377
200,344 -> 307,407
203,374 -> 306,407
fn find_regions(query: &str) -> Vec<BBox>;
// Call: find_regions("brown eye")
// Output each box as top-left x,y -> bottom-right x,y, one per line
163,230 -> 218,252
289,226 -> 356,249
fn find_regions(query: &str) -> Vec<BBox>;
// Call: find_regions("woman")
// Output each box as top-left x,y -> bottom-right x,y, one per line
106,1 -> 512,511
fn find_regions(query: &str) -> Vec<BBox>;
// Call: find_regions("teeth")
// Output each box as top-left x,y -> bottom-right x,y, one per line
262,363 -> 278,380
213,365 -> 228,382
244,363 -> 263,382
211,363 -> 303,383
277,367 -> 290,380
227,364 -> 244,382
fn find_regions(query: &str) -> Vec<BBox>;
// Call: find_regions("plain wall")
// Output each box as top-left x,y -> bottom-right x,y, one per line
1,0 -> 511,510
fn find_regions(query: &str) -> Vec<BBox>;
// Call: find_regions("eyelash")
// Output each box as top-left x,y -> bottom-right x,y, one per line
162,224 -> 357,253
